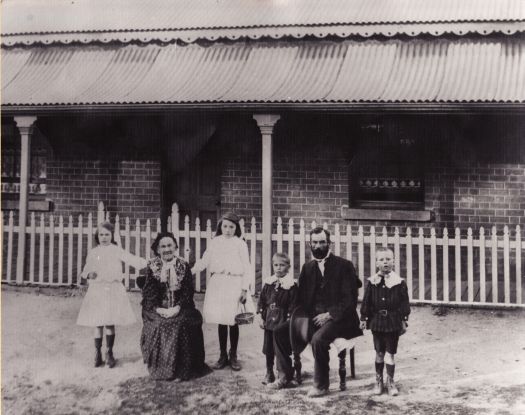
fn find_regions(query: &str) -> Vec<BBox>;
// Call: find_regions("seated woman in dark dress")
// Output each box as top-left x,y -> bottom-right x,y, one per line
137,232 -> 208,381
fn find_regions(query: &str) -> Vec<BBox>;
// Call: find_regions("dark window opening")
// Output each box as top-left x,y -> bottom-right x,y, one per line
350,120 -> 424,210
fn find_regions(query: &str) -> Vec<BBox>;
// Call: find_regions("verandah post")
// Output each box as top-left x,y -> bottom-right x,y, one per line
14,115 -> 37,284
253,114 -> 280,279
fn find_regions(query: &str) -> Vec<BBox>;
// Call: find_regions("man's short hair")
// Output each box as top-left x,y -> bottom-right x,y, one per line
309,226 -> 331,243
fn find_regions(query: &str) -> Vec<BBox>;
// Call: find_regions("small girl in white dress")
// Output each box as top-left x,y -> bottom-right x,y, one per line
191,212 -> 252,371
77,221 -> 147,368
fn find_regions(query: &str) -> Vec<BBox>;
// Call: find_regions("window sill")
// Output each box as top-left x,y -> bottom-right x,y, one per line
2,199 -> 53,212
341,205 -> 433,222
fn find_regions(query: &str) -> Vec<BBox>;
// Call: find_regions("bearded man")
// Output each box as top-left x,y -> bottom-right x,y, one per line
271,226 -> 363,397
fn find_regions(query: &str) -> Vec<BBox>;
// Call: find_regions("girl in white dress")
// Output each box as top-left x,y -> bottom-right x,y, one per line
77,221 -> 147,368
191,212 -> 252,371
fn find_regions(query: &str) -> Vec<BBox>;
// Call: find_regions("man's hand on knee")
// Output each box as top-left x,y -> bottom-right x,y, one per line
313,312 -> 332,327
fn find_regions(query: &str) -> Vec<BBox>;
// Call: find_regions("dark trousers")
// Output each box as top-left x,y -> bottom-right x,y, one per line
274,319 -> 345,389
273,322 -> 294,381
310,320 -> 345,390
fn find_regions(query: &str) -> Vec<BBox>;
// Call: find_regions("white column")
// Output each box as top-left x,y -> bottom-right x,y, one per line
253,114 -> 280,279
14,116 -> 37,284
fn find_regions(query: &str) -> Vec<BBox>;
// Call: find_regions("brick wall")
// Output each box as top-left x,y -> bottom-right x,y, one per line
426,163 -> 525,231
220,126 -> 524,234
47,158 -> 161,221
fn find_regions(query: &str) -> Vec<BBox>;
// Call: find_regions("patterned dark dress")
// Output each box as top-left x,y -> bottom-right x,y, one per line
138,257 -> 207,381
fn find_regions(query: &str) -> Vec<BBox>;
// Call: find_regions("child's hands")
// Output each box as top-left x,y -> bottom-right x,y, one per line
239,289 -> 247,304
256,314 -> 265,329
359,321 -> 367,330
87,272 -> 98,280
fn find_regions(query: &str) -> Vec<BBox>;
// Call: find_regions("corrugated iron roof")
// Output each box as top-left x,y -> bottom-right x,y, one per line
2,0 -> 525,46
2,38 -> 524,107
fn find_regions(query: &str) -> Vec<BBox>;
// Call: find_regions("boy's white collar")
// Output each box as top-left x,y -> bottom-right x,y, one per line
368,271 -> 403,288
263,273 -> 295,290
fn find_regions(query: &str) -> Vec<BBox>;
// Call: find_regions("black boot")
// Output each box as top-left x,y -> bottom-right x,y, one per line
229,350 -> 241,371
106,334 -> 116,368
94,338 -> 104,368
374,361 -> 384,395
262,366 -> 275,385
213,353 -> 229,370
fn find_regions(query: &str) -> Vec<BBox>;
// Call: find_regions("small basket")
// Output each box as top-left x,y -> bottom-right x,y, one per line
234,304 -> 254,325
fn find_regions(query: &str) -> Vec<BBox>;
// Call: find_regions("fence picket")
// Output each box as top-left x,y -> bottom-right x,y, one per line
381,227 -> 388,248
288,219 -> 294,276
58,215 -> 64,285
39,214 -> 45,284
369,226 -> 376,276
418,228 -> 425,300
172,203 -> 180,243
124,217 -> 131,288
467,228 -> 474,302
299,220 -> 306,268
406,228 -> 413,300
346,225 -> 352,263
430,228 -> 437,301
443,228 -> 449,302
134,219 -> 141,286
358,226 -> 364,294
48,215 -> 55,284
334,223 -> 341,256
394,227 -> 400,276
516,226 -> 522,304
491,226 -> 498,302
277,217 -> 283,253
145,219 -> 151,261
207,219 -> 214,290
455,228 -> 461,302
240,218 -> 245,237
67,216 -> 73,285
112,215 -> 120,247
183,216 -> 190,262
77,215 -> 83,286
250,218 -> 257,293
503,226 -> 510,304
87,213 -> 93,251
479,227 -> 486,303
195,218 -> 201,292
7,212 -> 14,282
29,213 -> 36,283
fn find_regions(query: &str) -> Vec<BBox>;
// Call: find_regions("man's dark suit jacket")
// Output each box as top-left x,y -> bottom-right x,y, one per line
298,253 -> 363,340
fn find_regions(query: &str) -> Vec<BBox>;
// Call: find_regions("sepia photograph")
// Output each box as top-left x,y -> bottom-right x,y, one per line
1,0 -> 524,414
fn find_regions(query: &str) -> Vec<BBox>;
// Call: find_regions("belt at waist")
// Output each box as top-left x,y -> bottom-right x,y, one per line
211,272 -> 243,277
375,309 -> 398,317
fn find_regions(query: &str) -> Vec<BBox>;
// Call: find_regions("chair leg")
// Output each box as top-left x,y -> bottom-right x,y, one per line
338,349 -> 346,391
350,347 -> 355,379
293,352 -> 302,384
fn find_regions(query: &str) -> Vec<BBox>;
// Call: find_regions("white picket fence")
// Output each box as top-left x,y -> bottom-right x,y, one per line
2,202 -> 524,307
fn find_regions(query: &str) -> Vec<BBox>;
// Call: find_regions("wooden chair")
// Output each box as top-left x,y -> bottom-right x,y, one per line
293,338 -> 356,391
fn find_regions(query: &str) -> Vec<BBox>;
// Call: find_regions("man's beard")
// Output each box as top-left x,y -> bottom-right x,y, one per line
312,246 -> 329,259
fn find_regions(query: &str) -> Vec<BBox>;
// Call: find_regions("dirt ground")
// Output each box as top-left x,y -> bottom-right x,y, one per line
2,286 -> 525,415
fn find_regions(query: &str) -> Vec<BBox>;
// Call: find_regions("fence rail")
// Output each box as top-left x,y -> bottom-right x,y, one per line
2,202 -> 523,307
